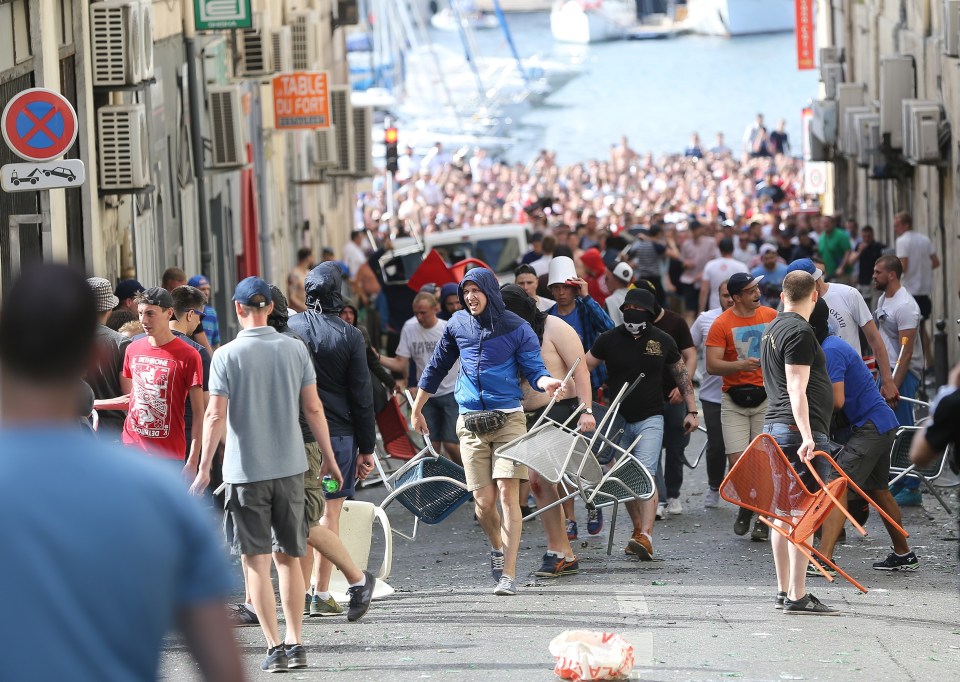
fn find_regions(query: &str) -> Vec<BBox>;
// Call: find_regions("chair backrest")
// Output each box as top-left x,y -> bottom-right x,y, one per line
376,396 -> 420,461
594,455 -> 655,502
890,427 -> 948,479
565,438 -> 604,484
720,433 -> 814,519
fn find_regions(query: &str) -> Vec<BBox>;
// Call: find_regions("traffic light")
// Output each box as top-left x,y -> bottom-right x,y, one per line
385,126 -> 399,173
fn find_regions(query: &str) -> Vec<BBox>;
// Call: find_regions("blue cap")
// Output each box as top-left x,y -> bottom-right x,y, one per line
786,258 -> 824,281
233,277 -> 272,307
114,279 -> 144,300
188,275 -> 209,288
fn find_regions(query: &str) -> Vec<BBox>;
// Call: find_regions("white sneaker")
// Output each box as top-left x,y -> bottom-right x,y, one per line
656,502 -> 666,520
667,497 -> 683,515
704,489 -> 720,509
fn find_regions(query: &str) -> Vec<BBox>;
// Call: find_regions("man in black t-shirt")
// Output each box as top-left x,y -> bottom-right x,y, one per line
760,271 -> 837,616
586,289 -> 699,561
847,225 -> 885,310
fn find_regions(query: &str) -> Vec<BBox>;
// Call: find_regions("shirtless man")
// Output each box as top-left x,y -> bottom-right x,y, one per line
287,248 -> 313,314
501,285 -> 595,577
611,135 -> 639,175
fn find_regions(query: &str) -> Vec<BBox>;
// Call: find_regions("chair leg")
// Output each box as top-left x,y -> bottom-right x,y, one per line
606,501 -> 619,556
808,546 -> 868,594
922,479 -> 954,515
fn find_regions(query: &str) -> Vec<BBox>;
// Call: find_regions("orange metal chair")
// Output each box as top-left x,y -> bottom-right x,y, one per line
720,433 -> 909,593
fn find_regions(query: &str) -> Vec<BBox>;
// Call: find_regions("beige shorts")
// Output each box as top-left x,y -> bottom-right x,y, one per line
456,411 -> 529,491
720,392 -> 768,455
304,441 -> 325,527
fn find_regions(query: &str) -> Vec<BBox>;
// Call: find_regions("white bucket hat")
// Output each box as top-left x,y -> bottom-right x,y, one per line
547,256 -> 578,287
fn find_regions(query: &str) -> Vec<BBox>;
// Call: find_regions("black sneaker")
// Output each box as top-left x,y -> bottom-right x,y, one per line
775,591 -> 786,610
734,508 -> 753,536
534,553 -> 580,577
750,519 -> 769,541
261,645 -> 288,673
873,550 -> 920,572
783,593 -> 840,615
228,603 -> 258,627
285,644 -> 307,669
346,570 -> 375,622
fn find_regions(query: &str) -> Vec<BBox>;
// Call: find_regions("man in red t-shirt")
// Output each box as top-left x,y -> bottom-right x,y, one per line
99,288 -> 203,463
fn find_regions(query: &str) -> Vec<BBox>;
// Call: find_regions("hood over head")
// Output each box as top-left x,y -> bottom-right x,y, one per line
810,296 -> 831,345
304,261 -> 344,312
501,283 -> 546,344
458,267 -> 504,327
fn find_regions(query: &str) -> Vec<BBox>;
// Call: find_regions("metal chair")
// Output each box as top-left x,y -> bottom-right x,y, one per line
681,424 -> 709,469
888,425 -> 957,514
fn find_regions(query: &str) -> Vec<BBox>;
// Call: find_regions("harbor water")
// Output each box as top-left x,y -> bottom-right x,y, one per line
426,12 -> 819,164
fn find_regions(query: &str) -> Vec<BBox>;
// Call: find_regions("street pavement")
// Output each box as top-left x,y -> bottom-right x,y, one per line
162,427 -> 960,681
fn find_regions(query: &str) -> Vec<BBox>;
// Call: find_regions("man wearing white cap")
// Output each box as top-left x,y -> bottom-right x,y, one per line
604,262 -> 634,326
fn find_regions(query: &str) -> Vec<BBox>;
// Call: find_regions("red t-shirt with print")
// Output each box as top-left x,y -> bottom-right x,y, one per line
122,336 -> 203,459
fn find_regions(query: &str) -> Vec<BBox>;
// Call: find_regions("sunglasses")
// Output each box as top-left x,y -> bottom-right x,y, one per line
189,308 -> 207,321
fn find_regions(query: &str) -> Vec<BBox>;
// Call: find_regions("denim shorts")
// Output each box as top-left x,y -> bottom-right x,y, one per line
422,392 -> 459,444
761,424 -> 832,493
621,415 -> 664,475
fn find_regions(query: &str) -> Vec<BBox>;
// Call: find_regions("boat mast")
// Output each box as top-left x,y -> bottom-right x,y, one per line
490,0 -> 529,86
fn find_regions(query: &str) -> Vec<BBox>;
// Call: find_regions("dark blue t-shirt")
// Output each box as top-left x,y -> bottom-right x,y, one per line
557,307 -> 584,340
823,335 -> 898,433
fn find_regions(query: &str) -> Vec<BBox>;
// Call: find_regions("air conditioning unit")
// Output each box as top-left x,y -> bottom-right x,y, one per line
944,0 -> 960,57
901,100 -> 942,164
810,99 -> 838,145
90,0 -> 143,86
805,124 -> 828,162
328,86 -> 355,175
315,126 -> 339,168
139,0 -> 154,80
97,103 -> 150,190
836,82 -> 865,125
208,85 -> 246,168
842,105 -> 872,156
879,55 -> 916,148
271,26 -> 293,73
821,63 -> 844,99
854,112 -> 880,168
236,12 -> 273,77
351,105 -> 374,177
819,46 -> 843,65
288,10 -> 319,70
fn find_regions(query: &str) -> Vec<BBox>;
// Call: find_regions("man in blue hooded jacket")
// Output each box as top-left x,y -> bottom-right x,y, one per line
411,268 -> 566,597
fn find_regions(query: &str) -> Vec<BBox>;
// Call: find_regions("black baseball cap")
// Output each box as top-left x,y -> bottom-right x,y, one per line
620,288 -> 657,313
139,287 -> 174,308
114,279 -> 144,300
727,273 -> 763,296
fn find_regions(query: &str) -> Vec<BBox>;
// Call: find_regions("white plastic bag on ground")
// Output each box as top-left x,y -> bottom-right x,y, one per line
549,630 -> 635,681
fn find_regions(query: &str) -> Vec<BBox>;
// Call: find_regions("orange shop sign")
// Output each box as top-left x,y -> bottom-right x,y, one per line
795,0 -> 815,70
272,72 -> 330,130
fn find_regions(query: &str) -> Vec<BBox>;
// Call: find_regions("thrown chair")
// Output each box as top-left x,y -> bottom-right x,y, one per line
888,425 -> 957,515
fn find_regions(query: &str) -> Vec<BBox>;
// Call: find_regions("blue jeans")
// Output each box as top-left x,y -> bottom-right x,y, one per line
889,371 -> 921,491
622,415 -> 664,476
761,424 -> 831,492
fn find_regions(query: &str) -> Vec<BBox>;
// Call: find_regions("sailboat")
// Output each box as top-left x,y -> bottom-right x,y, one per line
550,0 -> 636,43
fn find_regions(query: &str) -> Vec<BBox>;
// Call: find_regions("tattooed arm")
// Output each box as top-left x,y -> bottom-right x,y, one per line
670,359 -> 699,434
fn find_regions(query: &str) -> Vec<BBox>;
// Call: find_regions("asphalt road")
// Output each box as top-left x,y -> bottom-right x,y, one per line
161,428 -> 960,681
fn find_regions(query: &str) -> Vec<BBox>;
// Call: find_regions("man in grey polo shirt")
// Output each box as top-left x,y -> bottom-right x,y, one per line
189,277 -> 373,673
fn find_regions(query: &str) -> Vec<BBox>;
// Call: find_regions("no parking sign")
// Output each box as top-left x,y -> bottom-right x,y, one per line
2,88 -> 78,162
804,162 -> 827,195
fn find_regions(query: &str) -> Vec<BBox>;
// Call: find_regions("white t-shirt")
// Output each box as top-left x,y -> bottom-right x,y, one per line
701,257 -> 748,310
690,307 -> 723,404
874,287 -> 924,377
822,282 -> 872,355
342,240 -> 367,279
895,230 -> 935,296
604,288 -> 627,326
396,317 -> 459,396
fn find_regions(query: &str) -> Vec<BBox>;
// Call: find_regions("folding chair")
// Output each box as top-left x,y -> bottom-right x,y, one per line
720,433 -> 908,593
888,426 -> 957,515
368,393 -> 426,486
378,441 -> 472,541
681,424 -> 709,469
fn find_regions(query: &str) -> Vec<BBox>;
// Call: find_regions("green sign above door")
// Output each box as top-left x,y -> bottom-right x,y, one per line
195,0 -> 252,31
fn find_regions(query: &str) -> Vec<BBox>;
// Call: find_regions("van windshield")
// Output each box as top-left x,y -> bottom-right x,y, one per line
431,238 -> 520,274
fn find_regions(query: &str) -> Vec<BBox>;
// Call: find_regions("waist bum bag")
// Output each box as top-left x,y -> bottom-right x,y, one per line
727,384 -> 767,408
463,410 -> 508,435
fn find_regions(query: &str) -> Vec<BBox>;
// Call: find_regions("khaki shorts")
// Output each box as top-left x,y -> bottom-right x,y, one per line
456,411 -> 529,491
304,441 -> 325,527
721,392 -> 768,455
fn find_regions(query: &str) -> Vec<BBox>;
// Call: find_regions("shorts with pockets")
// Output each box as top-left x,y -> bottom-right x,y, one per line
827,420 -> 894,491
456,411 -> 529,491
225,473 -> 307,557
304,441 -> 325,527
721,392 -> 768,454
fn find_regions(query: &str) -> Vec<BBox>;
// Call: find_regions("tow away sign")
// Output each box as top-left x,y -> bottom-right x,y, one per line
1,159 -> 85,192
272,72 -> 331,130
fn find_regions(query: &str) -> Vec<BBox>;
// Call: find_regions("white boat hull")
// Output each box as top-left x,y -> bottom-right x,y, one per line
550,0 -> 633,44
684,0 -> 795,37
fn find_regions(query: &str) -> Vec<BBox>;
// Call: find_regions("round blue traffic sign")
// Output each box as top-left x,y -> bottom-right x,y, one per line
1,88 -> 78,162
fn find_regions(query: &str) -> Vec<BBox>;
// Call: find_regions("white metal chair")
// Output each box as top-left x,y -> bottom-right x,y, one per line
888,425 -> 957,514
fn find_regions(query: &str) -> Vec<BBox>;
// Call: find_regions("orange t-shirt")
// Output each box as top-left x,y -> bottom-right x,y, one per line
705,306 -> 778,391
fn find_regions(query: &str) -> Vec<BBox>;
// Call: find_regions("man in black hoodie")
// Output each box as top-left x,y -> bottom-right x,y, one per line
287,262 -> 376,617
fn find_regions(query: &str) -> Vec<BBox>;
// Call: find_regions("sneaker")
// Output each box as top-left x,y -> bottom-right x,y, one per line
587,507 -> 604,535
519,505 -> 533,518
284,644 -> 307,670
261,645 -> 288,673
734,508 -> 753,536
805,562 -> 838,578
775,591 -> 786,610
534,553 -> 580,577
750,518 -> 769,541
894,488 -> 923,507
873,550 -> 920,572
704,488 -> 720,509
228,603 -> 259,627
494,575 -> 517,596
782,593 -> 840,615
303,593 -> 311,616
309,594 -> 343,617
491,550 -> 505,582
666,497 -> 683,515
655,502 -> 666,520
626,532 -> 654,561
346,570 -> 375,622
565,519 -> 578,540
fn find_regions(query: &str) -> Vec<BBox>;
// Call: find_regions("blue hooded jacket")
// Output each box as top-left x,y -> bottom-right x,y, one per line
419,268 -> 549,413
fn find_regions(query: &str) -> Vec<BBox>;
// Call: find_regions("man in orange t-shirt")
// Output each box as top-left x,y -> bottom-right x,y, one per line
706,272 -> 777,540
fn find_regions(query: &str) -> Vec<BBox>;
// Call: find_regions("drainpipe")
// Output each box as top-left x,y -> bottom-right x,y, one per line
184,0 -> 212,278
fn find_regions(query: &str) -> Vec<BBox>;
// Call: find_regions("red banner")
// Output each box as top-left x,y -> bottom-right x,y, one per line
796,0 -> 815,70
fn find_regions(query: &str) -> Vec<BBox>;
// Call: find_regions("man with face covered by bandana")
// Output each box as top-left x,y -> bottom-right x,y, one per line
586,289 -> 699,561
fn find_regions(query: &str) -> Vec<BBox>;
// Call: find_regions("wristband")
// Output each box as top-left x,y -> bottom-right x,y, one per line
687,411 -> 698,415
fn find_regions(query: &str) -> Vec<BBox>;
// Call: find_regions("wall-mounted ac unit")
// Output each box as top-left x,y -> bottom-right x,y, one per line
139,0 -> 154,80
944,0 -> 960,57
288,10 -> 319,70
97,103 -> 150,189
879,55 -> 915,148
854,112 -> 880,168
810,99 -> 838,145
901,100 -> 942,164
315,126 -> 339,168
819,46 -> 843,65
236,12 -> 273,77
351,105 -> 374,177
836,82 -> 865,127
842,105 -> 872,157
805,125 -> 828,162
271,26 -> 293,74
328,86 -> 355,175
208,85 -> 246,168
90,0 -> 143,87
821,63 -> 844,99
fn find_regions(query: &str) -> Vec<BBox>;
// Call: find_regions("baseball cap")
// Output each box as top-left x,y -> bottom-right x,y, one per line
187,275 -> 209,288
87,277 -> 119,312
140,287 -> 174,309
727,273 -> 764,296
114,278 -> 144,300
612,262 -> 633,284
233,277 -> 272,307
620,288 -> 657,313
786,258 -> 824,281
759,243 -> 777,256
